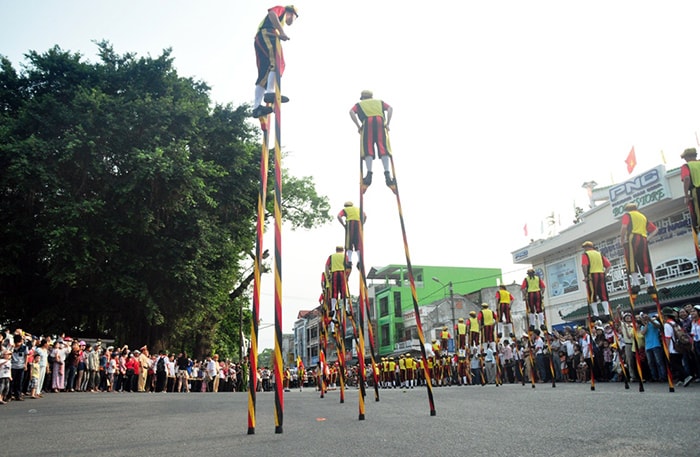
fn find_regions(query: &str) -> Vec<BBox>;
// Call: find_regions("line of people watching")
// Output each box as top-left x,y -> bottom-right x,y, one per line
308,303 -> 700,389
1,329 -> 256,403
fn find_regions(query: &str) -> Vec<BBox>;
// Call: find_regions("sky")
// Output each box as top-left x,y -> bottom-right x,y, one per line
3,1 -> 700,350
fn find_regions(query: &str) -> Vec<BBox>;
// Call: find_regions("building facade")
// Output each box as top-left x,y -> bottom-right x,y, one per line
511,165 -> 699,329
293,264 -> 503,367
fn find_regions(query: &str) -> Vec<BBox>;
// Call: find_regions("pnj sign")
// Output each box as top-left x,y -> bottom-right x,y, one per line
609,165 -> 670,218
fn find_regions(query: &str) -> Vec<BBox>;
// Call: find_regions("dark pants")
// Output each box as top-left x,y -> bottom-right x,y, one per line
155,371 -> 167,392
11,368 -> 25,399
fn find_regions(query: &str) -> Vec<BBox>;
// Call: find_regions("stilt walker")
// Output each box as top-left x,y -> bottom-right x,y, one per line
250,5 -> 299,435
521,269 -> 546,331
679,147 -> 700,280
619,201 -> 673,392
351,90 -> 435,415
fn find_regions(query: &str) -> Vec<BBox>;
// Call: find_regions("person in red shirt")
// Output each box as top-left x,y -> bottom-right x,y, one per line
521,269 -> 546,329
581,241 -> 612,317
251,5 -> 298,118
124,352 -> 139,392
495,285 -> 514,337
619,202 -> 658,295
349,90 -> 395,188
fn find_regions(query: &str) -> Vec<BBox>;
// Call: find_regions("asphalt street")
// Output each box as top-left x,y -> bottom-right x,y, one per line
3,382 -> 698,457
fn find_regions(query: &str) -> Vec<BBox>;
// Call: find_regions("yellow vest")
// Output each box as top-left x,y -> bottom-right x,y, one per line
357,99 -> 385,119
687,161 -> 700,187
627,210 -> 648,237
344,206 -> 361,221
441,330 -> 449,339
398,358 -> 405,370
405,357 -> 414,369
457,322 -> 466,335
468,317 -> 479,332
498,290 -> 511,304
525,276 -> 541,292
329,252 -> 346,272
481,309 -> 495,326
584,250 -> 605,274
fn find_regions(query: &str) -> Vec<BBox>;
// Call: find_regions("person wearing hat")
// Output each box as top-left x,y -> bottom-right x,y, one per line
620,201 -> 658,295
336,201 -> 367,268
349,90 -> 395,189
325,245 -> 351,315
617,310 -> 640,382
439,325 -> 451,354
251,5 -> 298,118
387,356 -> 396,388
680,147 -> 700,233
467,311 -> 480,348
581,241 -> 612,318
521,269 -> 546,329
477,303 -> 496,349
404,353 -> 415,388
495,285 -> 515,337
456,317 -> 467,350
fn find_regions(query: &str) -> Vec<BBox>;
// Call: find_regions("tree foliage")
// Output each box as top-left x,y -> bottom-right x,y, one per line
0,42 -> 331,358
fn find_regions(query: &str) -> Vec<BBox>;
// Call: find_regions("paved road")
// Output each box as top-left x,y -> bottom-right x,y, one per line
3,382 -> 698,457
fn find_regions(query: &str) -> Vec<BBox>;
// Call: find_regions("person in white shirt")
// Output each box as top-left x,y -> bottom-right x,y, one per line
166,354 -> 176,392
0,348 -> 12,403
662,307 -> 692,387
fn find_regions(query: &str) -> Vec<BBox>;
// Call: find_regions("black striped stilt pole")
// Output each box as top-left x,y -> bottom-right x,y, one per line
271,37 -> 284,433
648,277 -> 675,393
358,160 -> 381,402
622,242 -> 671,392
607,313 -> 631,389
539,304 -> 557,388
585,304 -> 597,391
247,110 -> 270,435
387,155 -> 436,416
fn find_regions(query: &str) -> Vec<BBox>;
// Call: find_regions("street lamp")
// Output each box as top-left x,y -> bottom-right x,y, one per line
432,277 -> 456,337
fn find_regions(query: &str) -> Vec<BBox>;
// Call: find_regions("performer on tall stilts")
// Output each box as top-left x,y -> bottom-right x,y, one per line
337,201 -> 366,269
251,5 -> 297,118
619,202 -> 658,295
349,90 -> 395,191
521,269 -> 546,329
495,285 -> 514,339
581,241 -> 612,319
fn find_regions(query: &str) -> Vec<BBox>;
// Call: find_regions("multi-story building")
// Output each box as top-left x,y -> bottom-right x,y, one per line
293,264 -> 503,367
366,264 -> 501,356
511,164 -> 700,329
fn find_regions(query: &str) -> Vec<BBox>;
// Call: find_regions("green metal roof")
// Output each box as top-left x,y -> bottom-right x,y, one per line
561,281 -> 700,321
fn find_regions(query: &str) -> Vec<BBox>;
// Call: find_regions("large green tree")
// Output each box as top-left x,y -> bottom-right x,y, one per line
0,42 -> 330,357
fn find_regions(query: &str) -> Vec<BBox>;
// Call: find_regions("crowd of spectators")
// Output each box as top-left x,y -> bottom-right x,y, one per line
2,303 -> 698,402
0,329 -> 272,403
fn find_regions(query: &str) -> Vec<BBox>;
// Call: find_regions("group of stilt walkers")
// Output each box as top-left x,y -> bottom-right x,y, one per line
244,5 -> 698,434
246,4 -> 438,431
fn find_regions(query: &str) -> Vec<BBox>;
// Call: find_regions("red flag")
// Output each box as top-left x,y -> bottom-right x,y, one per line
625,146 -> 636,174
523,224 -> 528,237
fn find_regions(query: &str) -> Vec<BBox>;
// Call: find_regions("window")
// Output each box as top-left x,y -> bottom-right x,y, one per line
379,296 -> 389,317
394,323 -> 404,341
368,298 -> 375,319
380,324 -> 390,346
394,291 -> 402,317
